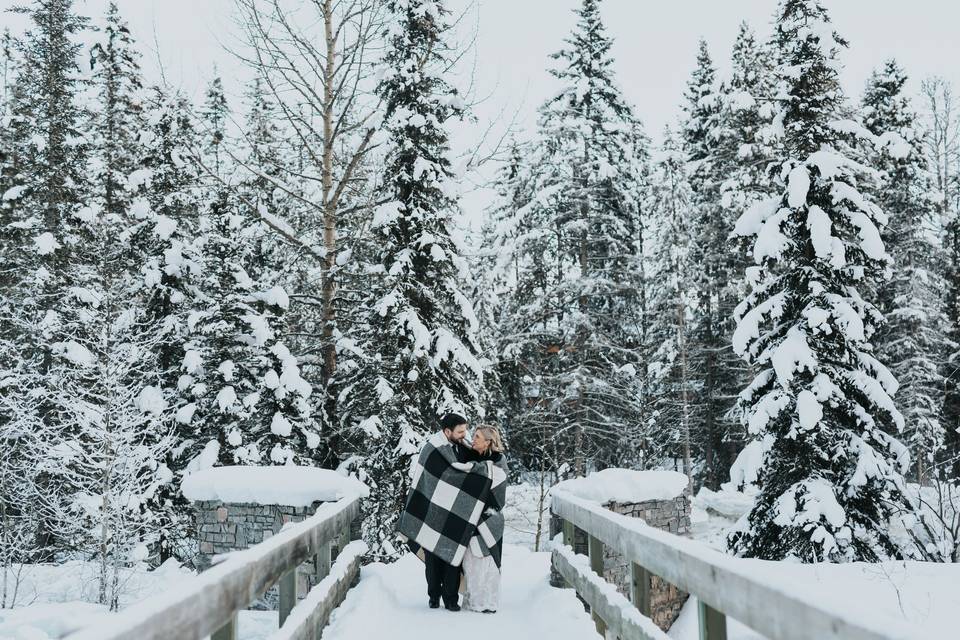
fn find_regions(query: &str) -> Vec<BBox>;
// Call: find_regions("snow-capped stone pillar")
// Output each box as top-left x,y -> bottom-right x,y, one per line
182,466 -> 368,610
551,469 -> 692,632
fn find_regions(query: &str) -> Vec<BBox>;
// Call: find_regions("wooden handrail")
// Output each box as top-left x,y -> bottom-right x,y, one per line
66,494 -> 363,640
552,543 -> 670,640
551,491 -> 925,640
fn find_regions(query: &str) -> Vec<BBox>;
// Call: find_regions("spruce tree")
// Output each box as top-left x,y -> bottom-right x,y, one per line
683,39 -> 742,489
729,0 -> 915,562
89,2 -> 144,226
200,75 -> 229,176
134,89 -> 204,561
863,60 -> 954,484
718,21 -> 776,214
338,0 -> 484,561
710,23 -> 778,475
184,187 -> 320,468
493,0 -> 649,475
646,128 -> 695,483
4,0 -> 90,559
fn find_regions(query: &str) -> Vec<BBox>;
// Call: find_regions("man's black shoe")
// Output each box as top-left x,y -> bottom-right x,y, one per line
429,599 -> 440,609
444,603 -> 461,612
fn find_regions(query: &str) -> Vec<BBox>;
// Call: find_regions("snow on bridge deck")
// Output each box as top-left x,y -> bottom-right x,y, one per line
320,545 -> 599,640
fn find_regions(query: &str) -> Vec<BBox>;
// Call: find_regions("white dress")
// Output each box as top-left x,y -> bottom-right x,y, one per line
462,536 -> 501,612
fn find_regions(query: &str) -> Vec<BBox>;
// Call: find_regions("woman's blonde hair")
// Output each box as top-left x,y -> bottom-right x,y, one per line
474,424 -> 504,454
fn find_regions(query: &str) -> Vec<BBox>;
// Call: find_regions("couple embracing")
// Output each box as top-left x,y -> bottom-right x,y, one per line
397,414 -> 508,613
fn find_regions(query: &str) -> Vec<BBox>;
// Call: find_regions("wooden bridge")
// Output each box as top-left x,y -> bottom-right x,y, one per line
61,492 -> 926,640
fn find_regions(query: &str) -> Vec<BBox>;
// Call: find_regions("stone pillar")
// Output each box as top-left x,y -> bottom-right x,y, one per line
194,500 -> 339,610
601,495 -> 691,631
550,492 -> 692,632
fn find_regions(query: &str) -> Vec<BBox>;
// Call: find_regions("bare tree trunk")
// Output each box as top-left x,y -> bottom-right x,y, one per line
231,0 -> 386,452
533,457 -> 547,552
678,301 -> 694,496
320,0 -> 338,386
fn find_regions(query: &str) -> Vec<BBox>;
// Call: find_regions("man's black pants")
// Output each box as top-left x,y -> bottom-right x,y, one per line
424,550 -> 460,606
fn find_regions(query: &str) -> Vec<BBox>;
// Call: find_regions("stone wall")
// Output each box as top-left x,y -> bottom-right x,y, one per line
601,496 -> 691,631
194,500 -> 343,610
551,493 -> 692,633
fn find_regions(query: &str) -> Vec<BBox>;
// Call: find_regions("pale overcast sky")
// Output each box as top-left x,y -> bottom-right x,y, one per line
3,0 -> 959,217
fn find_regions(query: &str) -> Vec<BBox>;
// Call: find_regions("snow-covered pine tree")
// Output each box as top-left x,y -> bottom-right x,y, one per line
862,60 -> 954,485
646,127 -> 695,486
718,21 -> 777,215
728,0 -> 916,562
199,75 -> 229,177
184,186 -> 320,468
2,2 -> 178,596
89,1 -> 144,227
2,0 -> 91,560
237,75 -> 287,282
338,0 -> 484,561
0,27 -> 46,592
478,143 -> 536,452
133,89 -> 205,561
493,0 -> 649,475
683,38 -> 743,489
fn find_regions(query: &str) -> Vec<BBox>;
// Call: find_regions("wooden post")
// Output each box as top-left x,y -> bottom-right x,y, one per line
587,534 -> 607,637
332,519 -> 350,562
698,600 -> 728,640
316,540 -> 332,582
279,568 -> 297,628
630,562 -> 651,618
562,519 -> 574,548
211,613 -> 237,640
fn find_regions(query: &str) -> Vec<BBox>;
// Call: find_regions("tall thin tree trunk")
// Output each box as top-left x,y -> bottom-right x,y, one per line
321,0 -> 338,395
678,300 -> 694,496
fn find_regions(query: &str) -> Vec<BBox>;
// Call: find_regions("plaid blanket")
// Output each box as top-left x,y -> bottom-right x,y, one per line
397,431 -> 507,567
470,453 -> 508,569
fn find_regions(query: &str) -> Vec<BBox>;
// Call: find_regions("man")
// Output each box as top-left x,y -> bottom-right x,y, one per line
424,414 -> 469,610
398,412 -> 489,612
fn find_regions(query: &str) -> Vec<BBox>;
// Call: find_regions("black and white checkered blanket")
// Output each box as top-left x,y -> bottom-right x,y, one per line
470,452 -> 508,569
397,431 -> 508,567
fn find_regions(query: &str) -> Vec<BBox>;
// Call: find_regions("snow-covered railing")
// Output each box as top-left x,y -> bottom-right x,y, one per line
65,494 -> 363,640
552,542 -> 671,640
551,491 -> 924,640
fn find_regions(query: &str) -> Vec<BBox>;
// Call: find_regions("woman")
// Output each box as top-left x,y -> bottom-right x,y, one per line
462,425 -> 508,613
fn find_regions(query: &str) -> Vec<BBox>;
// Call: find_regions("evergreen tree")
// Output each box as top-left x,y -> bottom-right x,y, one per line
710,22 -> 778,475
89,2 -> 144,226
718,21 -> 777,214
728,0 -> 915,562
134,89 -> 204,561
338,0 -> 484,561
493,0 -> 649,476
4,0 -> 91,559
683,39 -> 742,489
183,187 -> 320,469
646,128 -> 695,484
200,75 -> 229,176
863,60 -> 954,484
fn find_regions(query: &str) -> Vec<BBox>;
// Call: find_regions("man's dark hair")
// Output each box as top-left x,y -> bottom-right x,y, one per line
440,413 -> 467,432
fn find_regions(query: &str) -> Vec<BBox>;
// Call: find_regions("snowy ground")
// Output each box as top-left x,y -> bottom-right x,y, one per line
320,545 -> 598,640
0,559 -> 193,639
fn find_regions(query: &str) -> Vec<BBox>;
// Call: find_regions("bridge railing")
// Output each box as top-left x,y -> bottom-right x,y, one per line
66,494 -> 364,640
551,491 -> 924,640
